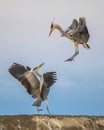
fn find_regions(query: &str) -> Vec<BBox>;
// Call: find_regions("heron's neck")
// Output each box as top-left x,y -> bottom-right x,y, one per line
55,24 -> 72,40
33,70 -> 42,78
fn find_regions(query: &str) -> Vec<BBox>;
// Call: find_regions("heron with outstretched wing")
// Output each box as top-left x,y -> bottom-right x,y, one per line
8,63 -> 57,114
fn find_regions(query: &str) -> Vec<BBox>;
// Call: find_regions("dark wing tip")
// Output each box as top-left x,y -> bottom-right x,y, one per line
43,72 -> 57,88
8,63 -> 30,80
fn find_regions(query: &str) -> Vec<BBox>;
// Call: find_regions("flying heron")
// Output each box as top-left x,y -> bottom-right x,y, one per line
49,17 -> 90,61
8,63 -> 57,114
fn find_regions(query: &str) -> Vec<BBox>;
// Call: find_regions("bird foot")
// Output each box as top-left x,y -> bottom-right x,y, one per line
65,58 -> 75,62
37,107 -> 43,113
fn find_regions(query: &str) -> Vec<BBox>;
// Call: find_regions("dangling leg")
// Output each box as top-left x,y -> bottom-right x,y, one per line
65,42 -> 79,62
45,98 -> 50,115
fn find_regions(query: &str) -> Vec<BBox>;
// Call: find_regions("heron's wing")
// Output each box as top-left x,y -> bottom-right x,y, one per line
43,72 -> 57,88
8,63 -> 40,98
61,19 -> 78,36
76,25 -> 90,42
81,26 -> 90,42
78,22 -> 86,32
8,63 -> 30,80
66,19 -> 78,33
72,19 -> 90,42
21,72 -> 40,98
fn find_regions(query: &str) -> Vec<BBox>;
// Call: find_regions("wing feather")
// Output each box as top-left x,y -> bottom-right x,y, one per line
8,63 -> 30,80
65,19 -> 78,34
72,17 -> 90,42
8,63 -> 40,98
43,72 -> 57,88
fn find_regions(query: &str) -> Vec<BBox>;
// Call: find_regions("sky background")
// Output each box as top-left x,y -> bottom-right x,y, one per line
0,0 -> 104,115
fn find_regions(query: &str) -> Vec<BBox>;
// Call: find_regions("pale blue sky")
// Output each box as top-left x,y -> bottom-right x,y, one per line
0,0 -> 104,115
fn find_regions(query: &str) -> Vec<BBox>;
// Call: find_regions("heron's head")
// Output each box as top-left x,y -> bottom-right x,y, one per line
49,22 -> 55,36
49,19 -> 56,36
33,63 -> 45,72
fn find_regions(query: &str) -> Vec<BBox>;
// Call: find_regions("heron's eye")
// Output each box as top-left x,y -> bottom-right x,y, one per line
51,23 -> 53,29
26,66 -> 31,70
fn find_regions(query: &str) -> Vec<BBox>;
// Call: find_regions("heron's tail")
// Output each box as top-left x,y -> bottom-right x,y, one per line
32,97 -> 43,107
83,43 -> 90,49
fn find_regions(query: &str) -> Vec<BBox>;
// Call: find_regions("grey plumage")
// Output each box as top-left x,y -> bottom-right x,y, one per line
71,17 -> 90,43
62,19 -> 78,36
49,17 -> 90,61
8,63 -> 57,113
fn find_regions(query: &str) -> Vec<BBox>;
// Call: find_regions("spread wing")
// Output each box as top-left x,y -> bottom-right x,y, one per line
43,72 -> 57,88
8,63 -> 40,98
8,63 -> 31,80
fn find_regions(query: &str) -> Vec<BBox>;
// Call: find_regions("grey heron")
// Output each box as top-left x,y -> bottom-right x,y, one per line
8,63 -> 57,114
49,17 -> 90,61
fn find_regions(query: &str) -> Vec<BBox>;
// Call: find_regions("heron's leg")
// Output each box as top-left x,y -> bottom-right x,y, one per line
45,98 -> 50,115
37,107 -> 43,113
65,42 -> 79,62
37,107 -> 40,113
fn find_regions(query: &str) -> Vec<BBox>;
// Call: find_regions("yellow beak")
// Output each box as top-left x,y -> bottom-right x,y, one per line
38,63 -> 45,68
33,63 -> 45,71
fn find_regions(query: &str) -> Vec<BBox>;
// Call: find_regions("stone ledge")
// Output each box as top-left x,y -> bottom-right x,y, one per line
0,115 -> 104,130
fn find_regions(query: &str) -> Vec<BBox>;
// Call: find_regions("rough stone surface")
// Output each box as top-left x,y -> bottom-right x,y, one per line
0,115 -> 104,130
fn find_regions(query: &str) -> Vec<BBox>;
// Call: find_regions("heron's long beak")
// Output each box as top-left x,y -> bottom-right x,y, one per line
49,29 -> 53,36
38,63 -> 45,68
33,63 -> 45,71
